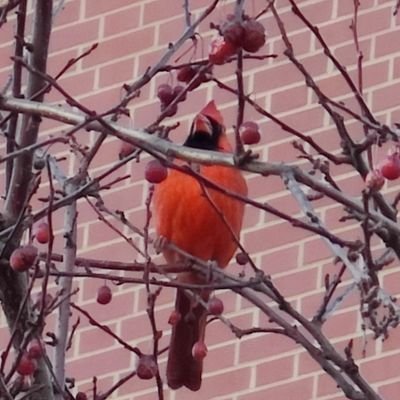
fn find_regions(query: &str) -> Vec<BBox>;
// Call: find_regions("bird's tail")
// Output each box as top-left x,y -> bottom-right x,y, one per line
166,288 -> 207,391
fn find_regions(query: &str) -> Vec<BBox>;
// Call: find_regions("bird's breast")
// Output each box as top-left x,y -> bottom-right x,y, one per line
153,165 -> 247,267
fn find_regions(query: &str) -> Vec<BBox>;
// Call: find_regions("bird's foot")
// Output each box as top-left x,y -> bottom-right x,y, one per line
206,260 -> 219,283
154,235 -> 168,254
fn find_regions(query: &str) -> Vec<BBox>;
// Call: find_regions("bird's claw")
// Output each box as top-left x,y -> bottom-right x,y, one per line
206,260 -> 218,283
154,235 -> 168,254
234,150 -> 259,166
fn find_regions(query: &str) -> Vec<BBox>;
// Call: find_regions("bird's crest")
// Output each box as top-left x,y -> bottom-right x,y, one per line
200,100 -> 224,126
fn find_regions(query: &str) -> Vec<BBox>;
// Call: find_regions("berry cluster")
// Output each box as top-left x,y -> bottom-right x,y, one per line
10,222 -> 51,272
16,339 -> 45,376
209,14 -> 266,65
177,65 -> 212,90
157,83 -> 187,117
365,148 -> 400,191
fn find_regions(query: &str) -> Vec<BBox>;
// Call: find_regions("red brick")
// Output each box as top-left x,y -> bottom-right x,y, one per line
334,38 -> 372,67
78,291 -> 135,326
158,16 -> 186,46
239,332 -> 296,363
206,313 -> 254,346
260,245 -> 299,275
83,28 -> 155,68
67,347 -> 130,381
79,323 -> 117,354
357,7 -> 392,37
86,217 -> 126,248
382,321 -> 400,353
372,82 -> 400,112
85,0 -> 136,17
375,28 -> 400,57
337,0 -> 375,16
360,353 -> 400,382
175,366 -> 252,400
253,62 -> 304,93
74,376 -> 114,398
382,269 -> 400,295
274,267 -> 318,297
47,48 -> 79,76
206,343 -> 236,373
0,44 -> 13,70
53,0 -> 81,28
270,84 -> 309,114
378,381 -> 400,399
280,105 -> 325,133
100,182 -> 144,213
47,70 -> 95,102
322,309 -> 359,339
136,284 -> 176,312
99,58 -> 135,88
335,173 -> 365,197
143,0 -> 186,24
317,371 -> 342,397
103,5 -> 141,37
256,355 -> 295,385
79,86 -> 125,112
120,312 -> 154,342
50,19 -> 100,53
273,30 -> 313,56
268,139 -> 307,163
237,377 -> 313,400
244,220 -> 313,254
130,100 -> 163,127
243,202 -> 262,230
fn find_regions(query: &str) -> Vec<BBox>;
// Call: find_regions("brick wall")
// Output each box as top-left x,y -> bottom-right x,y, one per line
1,0 -> 400,399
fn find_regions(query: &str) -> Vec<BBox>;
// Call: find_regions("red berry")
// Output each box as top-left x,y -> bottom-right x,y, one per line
187,67 -> 211,91
365,169 -> 385,191
242,19 -> 266,53
17,354 -> 37,376
168,310 -> 181,325
145,160 -> 168,184
236,252 -> 249,265
209,36 -> 237,65
75,392 -> 88,400
160,102 -> 178,117
35,222 -> 50,244
207,297 -> 224,315
188,74 -> 204,90
222,17 -> 245,47
379,154 -> 400,180
192,341 -> 208,361
10,245 -> 38,272
119,141 -> 135,159
27,339 -> 44,359
157,84 -> 175,105
97,285 -> 112,305
136,354 -> 158,380
240,121 -> 261,144
10,249 -> 27,272
177,66 -> 197,83
173,85 -> 186,102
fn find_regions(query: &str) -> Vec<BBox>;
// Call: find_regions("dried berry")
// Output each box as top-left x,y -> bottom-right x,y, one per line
136,354 -> 158,380
209,36 -> 237,65
242,18 -> 266,53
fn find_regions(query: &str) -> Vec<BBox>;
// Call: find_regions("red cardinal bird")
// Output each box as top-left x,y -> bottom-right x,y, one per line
153,101 -> 247,391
